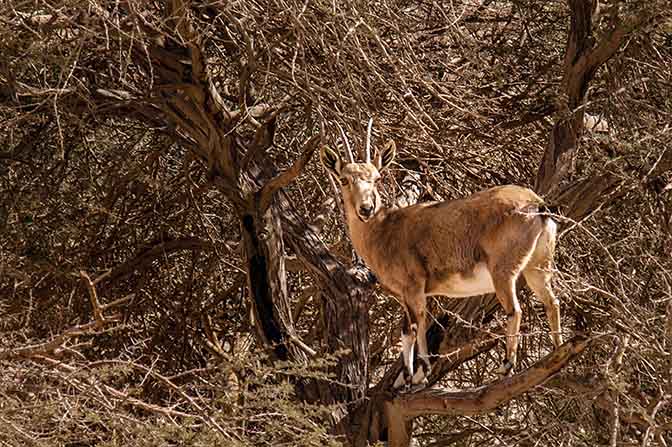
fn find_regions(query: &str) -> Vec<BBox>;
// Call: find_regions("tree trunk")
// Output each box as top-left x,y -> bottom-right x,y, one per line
240,194 -> 305,362
279,191 -> 373,432
536,0 -> 628,196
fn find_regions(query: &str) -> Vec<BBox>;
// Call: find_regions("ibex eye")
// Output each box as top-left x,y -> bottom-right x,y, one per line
339,178 -> 349,187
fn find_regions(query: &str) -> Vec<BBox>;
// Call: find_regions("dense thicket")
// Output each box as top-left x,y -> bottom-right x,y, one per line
1,1 -> 671,446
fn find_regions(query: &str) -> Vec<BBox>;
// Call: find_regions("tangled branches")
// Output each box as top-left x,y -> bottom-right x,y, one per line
1,0 -> 671,445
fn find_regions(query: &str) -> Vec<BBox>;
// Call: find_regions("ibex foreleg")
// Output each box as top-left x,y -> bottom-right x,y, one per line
407,294 -> 431,384
392,308 -> 415,389
401,310 -> 415,381
393,295 -> 431,389
492,274 -> 522,375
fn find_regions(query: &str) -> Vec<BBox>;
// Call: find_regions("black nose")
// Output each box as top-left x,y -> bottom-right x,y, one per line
360,205 -> 374,217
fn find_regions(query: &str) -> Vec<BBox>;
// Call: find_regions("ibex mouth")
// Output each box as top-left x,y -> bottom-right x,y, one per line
357,196 -> 376,222
357,213 -> 372,222
358,205 -> 375,221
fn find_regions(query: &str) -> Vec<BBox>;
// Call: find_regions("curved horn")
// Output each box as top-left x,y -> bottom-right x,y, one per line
336,122 -> 355,163
365,118 -> 373,163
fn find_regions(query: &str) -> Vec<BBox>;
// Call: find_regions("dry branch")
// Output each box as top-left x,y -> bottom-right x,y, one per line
384,336 -> 590,446
80,271 -> 104,326
0,272 -> 125,361
393,336 -> 588,417
258,134 -> 320,212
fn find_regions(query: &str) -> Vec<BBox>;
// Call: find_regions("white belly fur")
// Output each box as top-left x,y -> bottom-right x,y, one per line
429,262 -> 495,297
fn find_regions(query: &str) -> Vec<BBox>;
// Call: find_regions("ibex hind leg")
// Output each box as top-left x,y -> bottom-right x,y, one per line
492,273 -> 522,376
486,218 -> 545,376
524,218 -> 562,347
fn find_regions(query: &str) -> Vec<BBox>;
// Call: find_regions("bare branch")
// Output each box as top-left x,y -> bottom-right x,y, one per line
80,271 -> 105,326
258,134 -> 320,212
388,335 -> 589,418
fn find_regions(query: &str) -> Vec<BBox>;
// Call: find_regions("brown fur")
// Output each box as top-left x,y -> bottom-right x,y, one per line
350,186 -> 544,295
321,143 -> 563,386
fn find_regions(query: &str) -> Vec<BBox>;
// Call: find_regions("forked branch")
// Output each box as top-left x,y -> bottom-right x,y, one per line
384,335 -> 590,447
258,134 -> 320,212
0,271 -> 130,361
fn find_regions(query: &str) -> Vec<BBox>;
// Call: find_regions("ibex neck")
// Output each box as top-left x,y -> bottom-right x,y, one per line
343,203 -> 384,264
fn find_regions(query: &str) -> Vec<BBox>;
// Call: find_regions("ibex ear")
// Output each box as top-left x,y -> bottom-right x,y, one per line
320,146 -> 343,177
375,139 -> 396,171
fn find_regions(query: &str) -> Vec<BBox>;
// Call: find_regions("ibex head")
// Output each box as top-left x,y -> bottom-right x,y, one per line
320,137 -> 396,222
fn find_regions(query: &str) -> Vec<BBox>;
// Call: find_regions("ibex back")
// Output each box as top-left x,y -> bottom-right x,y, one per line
321,133 -> 562,388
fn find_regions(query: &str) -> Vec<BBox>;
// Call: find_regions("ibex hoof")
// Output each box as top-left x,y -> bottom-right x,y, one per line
421,358 -> 432,378
411,373 -> 428,386
393,375 -> 414,393
398,378 -> 427,393
410,323 -> 418,337
495,360 -> 515,376
405,382 -> 428,392
392,366 -> 415,390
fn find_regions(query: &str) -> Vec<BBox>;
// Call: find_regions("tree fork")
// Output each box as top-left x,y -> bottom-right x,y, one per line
384,336 -> 591,447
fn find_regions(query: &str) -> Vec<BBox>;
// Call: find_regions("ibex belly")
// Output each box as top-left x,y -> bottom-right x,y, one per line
427,262 -> 495,297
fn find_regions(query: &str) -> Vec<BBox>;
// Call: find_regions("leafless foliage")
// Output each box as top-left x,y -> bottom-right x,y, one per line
1,0 -> 671,445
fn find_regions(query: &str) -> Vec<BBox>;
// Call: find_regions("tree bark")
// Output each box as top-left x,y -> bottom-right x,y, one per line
240,197 -> 300,362
536,0 -> 629,196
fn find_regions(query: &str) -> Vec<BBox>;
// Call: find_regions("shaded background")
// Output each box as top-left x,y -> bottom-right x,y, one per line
1,1 -> 671,445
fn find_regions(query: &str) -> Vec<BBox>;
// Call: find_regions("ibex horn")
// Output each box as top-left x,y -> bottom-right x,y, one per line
365,118 -> 373,163
336,122 -> 355,163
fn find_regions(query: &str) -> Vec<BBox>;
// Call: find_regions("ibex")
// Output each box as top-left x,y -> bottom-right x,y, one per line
320,124 -> 563,388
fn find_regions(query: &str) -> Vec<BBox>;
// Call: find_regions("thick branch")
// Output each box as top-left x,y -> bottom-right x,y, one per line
585,24 -> 628,73
258,134 -> 320,212
386,335 -> 589,420
104,237 -> 214,284
555,172 -> 626,221
536,1 -> 631,195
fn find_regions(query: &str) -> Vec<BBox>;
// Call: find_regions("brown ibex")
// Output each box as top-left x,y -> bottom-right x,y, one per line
320,124 -> 562,388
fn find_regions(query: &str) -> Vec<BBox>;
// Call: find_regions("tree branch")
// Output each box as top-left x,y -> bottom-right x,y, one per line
104,237 -> 215,284
383,336 -> 590,446
585,24 -> 628,73
258,134 -> 320,212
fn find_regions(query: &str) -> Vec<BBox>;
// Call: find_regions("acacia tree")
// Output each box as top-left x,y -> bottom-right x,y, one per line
1,1 -> 670,446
